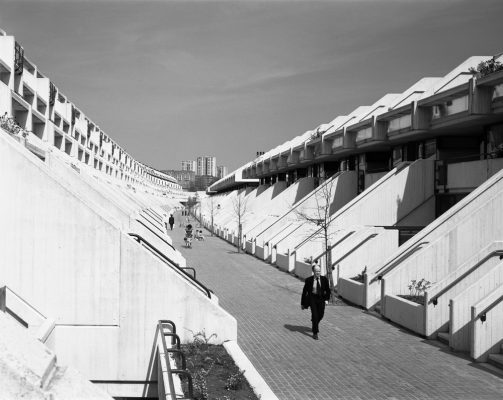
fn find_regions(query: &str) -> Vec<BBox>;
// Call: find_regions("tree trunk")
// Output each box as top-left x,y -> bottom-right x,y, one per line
325,228 -> 336,304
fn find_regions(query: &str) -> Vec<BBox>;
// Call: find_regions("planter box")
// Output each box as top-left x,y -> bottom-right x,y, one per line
255,245 -> 266,261
383,294 -> 425,335
294,260 -> 312,280
276,253 -> 293,272
245,240 -> 254,255
338,277 -> 365,307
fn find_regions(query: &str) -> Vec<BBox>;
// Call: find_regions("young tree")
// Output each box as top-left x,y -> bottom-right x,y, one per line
295,173 -> 338,302
208,196 -> 216,236
232,192 -> 248,253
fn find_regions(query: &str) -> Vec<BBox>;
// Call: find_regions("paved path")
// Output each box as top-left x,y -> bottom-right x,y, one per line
170,218 -> 503,400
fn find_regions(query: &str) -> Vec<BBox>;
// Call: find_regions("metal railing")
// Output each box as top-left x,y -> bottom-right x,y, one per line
310,231 -> 355,263
129,233 -> 212,298
158,320 -> 193,399
139,211 -> 165,234
144,208 -> 163,224
429,248 -> 503,306
370,241 -> 430,283
135,218 -> 175,250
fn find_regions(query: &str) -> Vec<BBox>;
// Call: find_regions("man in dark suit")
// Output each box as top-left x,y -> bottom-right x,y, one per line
301,263 -> 331,340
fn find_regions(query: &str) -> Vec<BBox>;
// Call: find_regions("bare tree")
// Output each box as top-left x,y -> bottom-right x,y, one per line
232,192 -> 248,253
295,173 -> 338,301
208,196 -> 216,236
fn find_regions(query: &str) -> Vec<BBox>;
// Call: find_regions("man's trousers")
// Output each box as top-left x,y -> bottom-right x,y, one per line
310,296 -> 326,334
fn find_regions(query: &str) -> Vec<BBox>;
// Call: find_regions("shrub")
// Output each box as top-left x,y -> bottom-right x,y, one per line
469,58 -> 503,78
225,369 -> 246,391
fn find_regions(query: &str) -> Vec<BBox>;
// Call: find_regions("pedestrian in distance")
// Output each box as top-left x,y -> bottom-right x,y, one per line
301,261 -> 331,340
168,214 -> 175,230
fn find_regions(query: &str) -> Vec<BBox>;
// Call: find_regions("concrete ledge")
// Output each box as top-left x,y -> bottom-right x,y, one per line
223,340 -> 279,400
338,277 -> 365,307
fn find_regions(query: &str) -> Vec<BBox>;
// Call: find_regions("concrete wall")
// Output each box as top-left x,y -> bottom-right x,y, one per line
450,261 -> 503,352
0,130 -> 236,396
377,168 -> 503,330
471,285 -> 503,362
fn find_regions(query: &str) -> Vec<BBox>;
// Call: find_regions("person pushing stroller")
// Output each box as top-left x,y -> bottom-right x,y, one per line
184,223 -> 193,248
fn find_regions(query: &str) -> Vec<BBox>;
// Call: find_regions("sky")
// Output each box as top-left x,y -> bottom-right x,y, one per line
1,0 -> 503,172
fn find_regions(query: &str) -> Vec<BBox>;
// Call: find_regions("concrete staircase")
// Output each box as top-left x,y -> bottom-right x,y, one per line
488,344 -> 503,370
437,331 -> 449,345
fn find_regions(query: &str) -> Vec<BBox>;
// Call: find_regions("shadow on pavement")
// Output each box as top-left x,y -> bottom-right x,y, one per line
284,324 -> 312,337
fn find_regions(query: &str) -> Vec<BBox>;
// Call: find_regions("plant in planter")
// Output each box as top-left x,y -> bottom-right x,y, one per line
350,266 -> 367,283
398,278 -> 432,305
469,58 -> 503,78
303,256 -> 313,264
180,331 -> 259,400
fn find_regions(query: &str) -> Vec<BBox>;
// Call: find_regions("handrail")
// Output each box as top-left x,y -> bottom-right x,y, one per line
428,249 -> 503,306
294,162 -> 413,250
147,208 -> 164,221
294,225 -> 324,251
181,267 -> 196,280
158,320 -> 193,399
144,209 -> 162,224
311,231 -> 355,263
140,210 -> 165,231
129,233 -> 212,299
270,223 -> 304,248
255,173 -> 341,239
331,232 -> 378,267
472,288 -> 503,322
370,241 -> 429,283
135,219 -> 175,250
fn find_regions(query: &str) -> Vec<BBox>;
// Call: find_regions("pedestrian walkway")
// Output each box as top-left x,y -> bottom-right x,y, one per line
170,216 -> 503,400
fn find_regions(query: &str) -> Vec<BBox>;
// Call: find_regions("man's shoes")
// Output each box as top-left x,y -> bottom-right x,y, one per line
313,334 -> 318,340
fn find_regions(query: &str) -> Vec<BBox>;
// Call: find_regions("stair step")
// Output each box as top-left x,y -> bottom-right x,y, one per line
488,353 -> 503,368
477,362 -> 503,378
437,331 -> 450,344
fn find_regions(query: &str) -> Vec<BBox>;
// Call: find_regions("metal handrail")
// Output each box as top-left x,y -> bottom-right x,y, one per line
331,232 -> 378,267
158,320 -> 193,399
181,267 -> 196,280
310,231 -> 355,263
129,233 -> 212,298
295,163 -> 413,250
429,249 -> 503,306
144,209 -> 163,224
255,173 -> 341,239
139,211 -> 165,234
147,208 -> 164,221
135,219 -> 175,250
370,241 -> 429,283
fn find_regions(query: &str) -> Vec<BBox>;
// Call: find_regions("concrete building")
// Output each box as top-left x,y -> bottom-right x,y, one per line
181,159 -> 196,172
217,165 -> 228,179
197,155 -> 217,177
163,169 -> 196,191
203,55 -> 503,371
195,174 -> 219,191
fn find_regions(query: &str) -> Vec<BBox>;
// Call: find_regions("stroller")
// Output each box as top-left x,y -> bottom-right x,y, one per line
184,224 -> 193,248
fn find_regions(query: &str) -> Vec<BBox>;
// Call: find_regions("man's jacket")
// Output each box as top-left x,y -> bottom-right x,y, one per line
301,275 -> 331,308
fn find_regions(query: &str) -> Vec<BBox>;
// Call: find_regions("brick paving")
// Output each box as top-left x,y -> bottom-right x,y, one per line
170,218 -> 503,400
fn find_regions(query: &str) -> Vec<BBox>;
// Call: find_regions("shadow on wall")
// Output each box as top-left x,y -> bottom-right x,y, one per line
271,181 -> 288,199
395,160 -> 435,227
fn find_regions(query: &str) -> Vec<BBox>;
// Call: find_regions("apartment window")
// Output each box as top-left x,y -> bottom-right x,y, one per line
0,62 -> 10,85
36,97 -> 46,115
62,120 -> 70,133
53,113 -> 61,127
